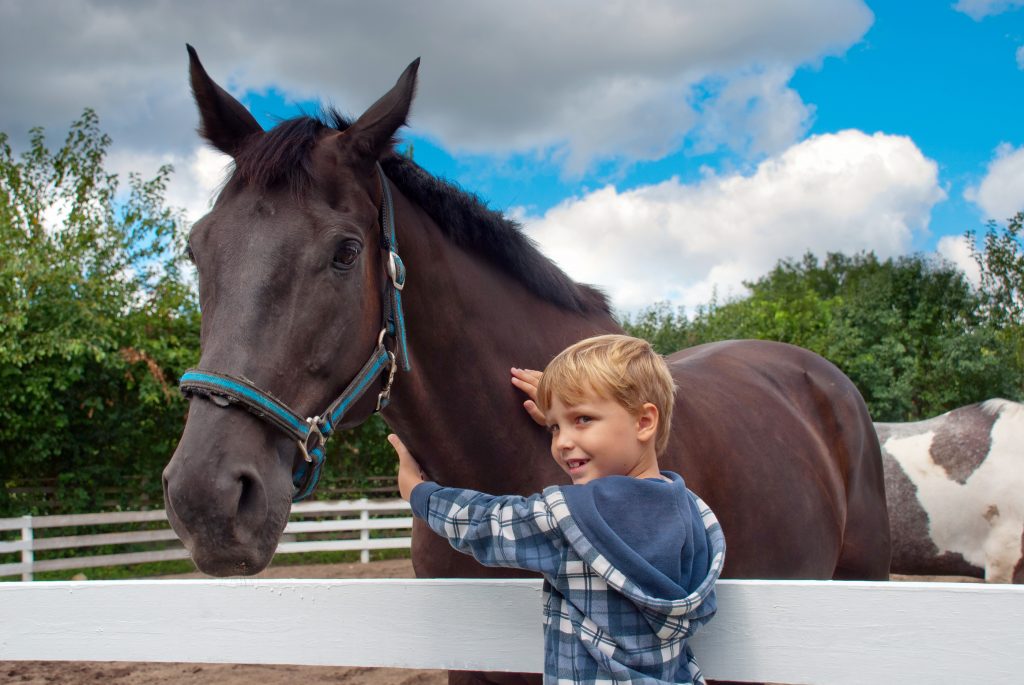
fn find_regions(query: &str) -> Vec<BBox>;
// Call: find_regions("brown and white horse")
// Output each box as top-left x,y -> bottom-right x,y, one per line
877,399 -> 1024,583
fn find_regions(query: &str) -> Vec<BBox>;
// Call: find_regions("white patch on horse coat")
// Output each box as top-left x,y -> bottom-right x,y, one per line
882,401 -> 1024,583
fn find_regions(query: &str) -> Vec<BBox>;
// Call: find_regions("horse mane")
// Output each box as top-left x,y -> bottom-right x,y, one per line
232,110 -> 610,316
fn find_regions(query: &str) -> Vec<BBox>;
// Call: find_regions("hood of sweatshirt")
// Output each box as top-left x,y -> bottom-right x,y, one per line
551,471 -> 726,636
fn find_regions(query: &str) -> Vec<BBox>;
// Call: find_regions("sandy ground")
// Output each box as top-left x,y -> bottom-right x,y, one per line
2,561 -> 980,684
3,558 -> 449,685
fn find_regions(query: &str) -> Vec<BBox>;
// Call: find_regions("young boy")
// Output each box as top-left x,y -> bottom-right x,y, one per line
389,334 -> 725,684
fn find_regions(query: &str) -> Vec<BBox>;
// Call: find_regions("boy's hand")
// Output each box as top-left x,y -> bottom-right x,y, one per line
388,434 -> 426,501
511,367 -> 546,426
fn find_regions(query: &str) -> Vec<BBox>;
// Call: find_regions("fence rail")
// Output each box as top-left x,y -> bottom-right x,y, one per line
1,578 -> 1022,684
0,499 -> 412,580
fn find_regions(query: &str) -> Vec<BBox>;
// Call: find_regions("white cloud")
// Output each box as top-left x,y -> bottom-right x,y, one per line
965,143 -> 1024,220
1,0 -> 872,172
106,146 -> 231,224
690,67 -> 815,158
953,0 -> 1024,20
1016,45 -> 1024,69
936,235 -> 981,285
523,130 -> 945,312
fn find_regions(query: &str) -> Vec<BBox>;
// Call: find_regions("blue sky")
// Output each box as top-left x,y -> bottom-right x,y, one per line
2,0 -> 1023,312
241,1 -> 1023,226
792,1 -> 1024,252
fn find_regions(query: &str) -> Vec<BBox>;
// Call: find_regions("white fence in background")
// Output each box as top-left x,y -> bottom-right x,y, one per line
0,499 -> 412,581
1,578 -> 1022,684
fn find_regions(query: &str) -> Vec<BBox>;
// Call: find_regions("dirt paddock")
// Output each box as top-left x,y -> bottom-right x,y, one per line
2,560 -> 980,684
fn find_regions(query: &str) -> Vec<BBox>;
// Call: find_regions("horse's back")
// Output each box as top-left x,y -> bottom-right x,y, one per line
663,339 -> 890,580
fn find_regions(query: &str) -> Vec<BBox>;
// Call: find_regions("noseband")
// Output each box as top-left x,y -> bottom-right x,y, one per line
179,163 -> 411,502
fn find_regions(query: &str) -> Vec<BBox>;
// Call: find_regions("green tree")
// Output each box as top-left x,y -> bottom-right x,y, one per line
623,251 -> 1022,422
0,110 -> 199,514
968,212 -> 1024,372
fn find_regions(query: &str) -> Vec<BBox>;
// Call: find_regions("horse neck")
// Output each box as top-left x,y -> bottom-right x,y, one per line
381,190 -> 620,491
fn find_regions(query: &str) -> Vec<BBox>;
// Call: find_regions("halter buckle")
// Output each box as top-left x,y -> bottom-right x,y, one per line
387,251 -> 405,291
298,417 -> 325,463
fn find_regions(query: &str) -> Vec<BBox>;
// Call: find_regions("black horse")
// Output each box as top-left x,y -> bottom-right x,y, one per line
163,47 -> 890,685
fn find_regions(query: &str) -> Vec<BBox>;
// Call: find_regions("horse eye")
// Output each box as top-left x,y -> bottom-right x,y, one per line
332,240 -> 362,270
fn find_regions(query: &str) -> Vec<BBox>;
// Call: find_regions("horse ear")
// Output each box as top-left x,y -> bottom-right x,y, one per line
187,44 -> 262,157
345,58 -> 420,163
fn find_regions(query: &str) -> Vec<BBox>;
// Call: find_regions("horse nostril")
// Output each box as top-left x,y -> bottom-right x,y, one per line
234,470 -> 268,534
238,472 -> 256,509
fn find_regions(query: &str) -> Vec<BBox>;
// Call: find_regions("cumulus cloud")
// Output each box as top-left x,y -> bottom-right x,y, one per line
690,67 -> 815,158
105,146 -> 231,223
936,235 -> 981,284
1,0 -> 872,172
523,130 -> 945,312
965,143 -> 1024,220
953,0 -> 1024,20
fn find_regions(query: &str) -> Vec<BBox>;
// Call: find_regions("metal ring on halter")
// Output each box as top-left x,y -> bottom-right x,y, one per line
298,417 -> 325,463
376,350 -> 398,411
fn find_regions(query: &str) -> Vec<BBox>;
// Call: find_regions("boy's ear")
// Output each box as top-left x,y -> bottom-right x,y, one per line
636,403 -> 659,443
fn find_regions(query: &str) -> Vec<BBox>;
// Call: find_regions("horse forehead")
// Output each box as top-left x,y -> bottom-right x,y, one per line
308,134 -> 379,206
200,189 -> 305,242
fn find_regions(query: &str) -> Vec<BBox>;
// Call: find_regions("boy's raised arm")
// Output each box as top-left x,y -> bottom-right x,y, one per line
389,434 -> 427,500
389,433 -> 563,574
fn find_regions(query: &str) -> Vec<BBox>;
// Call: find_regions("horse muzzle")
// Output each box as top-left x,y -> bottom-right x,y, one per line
162,405 -> 293,576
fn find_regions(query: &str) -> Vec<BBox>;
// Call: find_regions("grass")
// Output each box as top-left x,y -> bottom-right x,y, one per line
4,548 -> 413,582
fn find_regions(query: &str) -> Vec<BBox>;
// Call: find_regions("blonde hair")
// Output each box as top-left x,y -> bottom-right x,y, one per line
537,334 -> 677,455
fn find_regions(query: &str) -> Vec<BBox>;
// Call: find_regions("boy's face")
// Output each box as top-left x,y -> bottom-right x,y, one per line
545,387 -> 659,485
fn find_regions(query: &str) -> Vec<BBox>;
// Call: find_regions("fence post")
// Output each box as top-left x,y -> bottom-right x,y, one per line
21,515 -> 33,582
360,499 -> 369,564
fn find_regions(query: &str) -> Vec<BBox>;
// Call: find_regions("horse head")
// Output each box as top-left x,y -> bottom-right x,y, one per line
162,46 -> 418,576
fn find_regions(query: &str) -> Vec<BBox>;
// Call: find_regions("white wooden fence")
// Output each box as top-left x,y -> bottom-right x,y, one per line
1,577 -> 1022,683
0,499 -> 412,581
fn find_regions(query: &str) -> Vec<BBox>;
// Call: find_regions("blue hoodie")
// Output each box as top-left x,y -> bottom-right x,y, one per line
411,471 -> 726,684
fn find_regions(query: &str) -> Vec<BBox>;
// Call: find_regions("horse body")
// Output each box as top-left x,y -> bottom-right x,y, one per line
373,181 -> 888,584
877,399 -> 1024,583
162,48 -> 890,683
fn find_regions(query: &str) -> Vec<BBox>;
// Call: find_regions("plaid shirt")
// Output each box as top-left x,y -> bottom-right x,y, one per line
411,479 -> 725,684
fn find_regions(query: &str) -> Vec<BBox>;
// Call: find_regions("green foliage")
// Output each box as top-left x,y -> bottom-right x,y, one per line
318,414 -> 400,497
0,110 -> 398,515
622,251 -> 1023,422
0,110 -> 199,515
968,212 -> 1024,371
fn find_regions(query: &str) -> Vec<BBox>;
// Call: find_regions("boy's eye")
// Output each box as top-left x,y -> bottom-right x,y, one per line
576,416 -> 593,425
547,424 -> 559,434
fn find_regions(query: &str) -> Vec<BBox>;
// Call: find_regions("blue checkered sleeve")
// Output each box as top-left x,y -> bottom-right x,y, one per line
410,482 -> 564,574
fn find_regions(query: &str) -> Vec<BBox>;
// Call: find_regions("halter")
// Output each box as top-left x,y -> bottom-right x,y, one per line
179,163 -> 411,502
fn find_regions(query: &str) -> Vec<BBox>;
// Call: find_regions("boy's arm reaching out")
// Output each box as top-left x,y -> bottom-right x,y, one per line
389,434 -> 563,575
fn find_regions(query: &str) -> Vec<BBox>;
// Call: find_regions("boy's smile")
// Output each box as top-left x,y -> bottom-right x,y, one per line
545,390 -> 661,485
